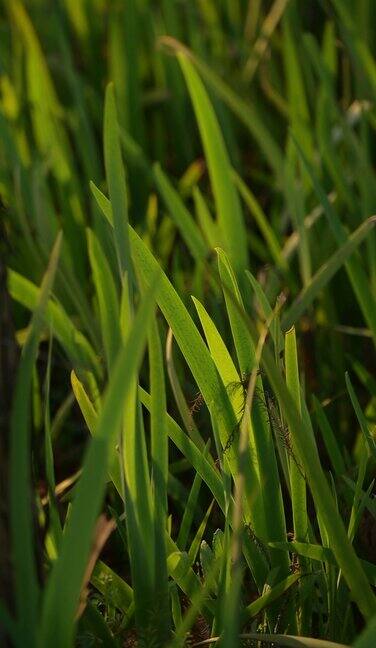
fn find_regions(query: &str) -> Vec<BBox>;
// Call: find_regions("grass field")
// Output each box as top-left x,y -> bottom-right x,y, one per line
1,1 -> 376,646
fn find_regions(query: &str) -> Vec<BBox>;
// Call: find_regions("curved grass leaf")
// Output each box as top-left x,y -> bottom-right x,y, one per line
8,269 -> 101,378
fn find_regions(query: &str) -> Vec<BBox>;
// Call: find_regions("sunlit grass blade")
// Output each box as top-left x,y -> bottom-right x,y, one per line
243,0 -> 290,83
91,560 -> 133,614
285,326 -> 309,632
127,224 -> 238,466
217,249 -> 288,575
285,327 -> 307,540
177,53 -> 248,275
160,37 -> 284,179
8,269 -> 101,378
191,296 -> 242,410
70,372 -> 122,496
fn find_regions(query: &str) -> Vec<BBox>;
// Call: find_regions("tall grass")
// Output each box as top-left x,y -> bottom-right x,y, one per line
1,1 -> 376,647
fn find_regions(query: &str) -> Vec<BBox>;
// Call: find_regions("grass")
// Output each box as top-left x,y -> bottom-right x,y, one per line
1,1 -> 376,646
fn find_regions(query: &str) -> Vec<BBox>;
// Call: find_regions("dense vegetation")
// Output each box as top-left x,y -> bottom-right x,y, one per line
1,1 -> 376,646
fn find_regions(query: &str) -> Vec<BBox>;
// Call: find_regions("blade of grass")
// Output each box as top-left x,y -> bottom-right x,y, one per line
177,53 -> 248,275
153,163 -> 208,263
148,318 -> 171,642
285,327 -> 307,541
217,249 -> 289,575
160,37 -> 284,179
285,326 -> 309,632
103,82 -> 133,285
345,372 -> 376,462
8,269 -> 101,377
87,228 -> 120,371
282,216 -> 376,332
258,342 -> 376,619
39,276 -> 160,648
233,171 -> 288,274
291,135 -> 376,343
269,541 -> 376,587
10,232 -> 62,648
312,396 -> 346,477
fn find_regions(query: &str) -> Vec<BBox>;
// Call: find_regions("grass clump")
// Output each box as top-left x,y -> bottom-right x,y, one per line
1,1 -> 376,647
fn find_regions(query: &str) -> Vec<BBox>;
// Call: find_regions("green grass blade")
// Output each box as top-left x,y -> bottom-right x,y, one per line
160,37 -> 284,178
153,162 -> 208,262
282,216 -> 376,332
128,226 -> 237,460
270,541 -> 376,588
87,228 -> 121,371
91,560 -> 133,613
285,327 -> 307,542
138,391 -> 224,511
8,269 -> 101,377
10,232 -> 62,647
193,187 -> 222,249
258,343 -> 376,619
285,326 -> 309,632
312,396 -> 346,477
176,470 -> 203,552
242,572 -> 301,622
178,53 -> 248,275
70,371 -> 123,497
166,550 -> 216,617
291,136 -> 376,342
39,277 -> 160,648
233,171 -> 287,273
188,500 -> 214,566
217,249 -> 288,572
346,372 -> 376,463
103,82 -> 133,283
148,318 -> 171,642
